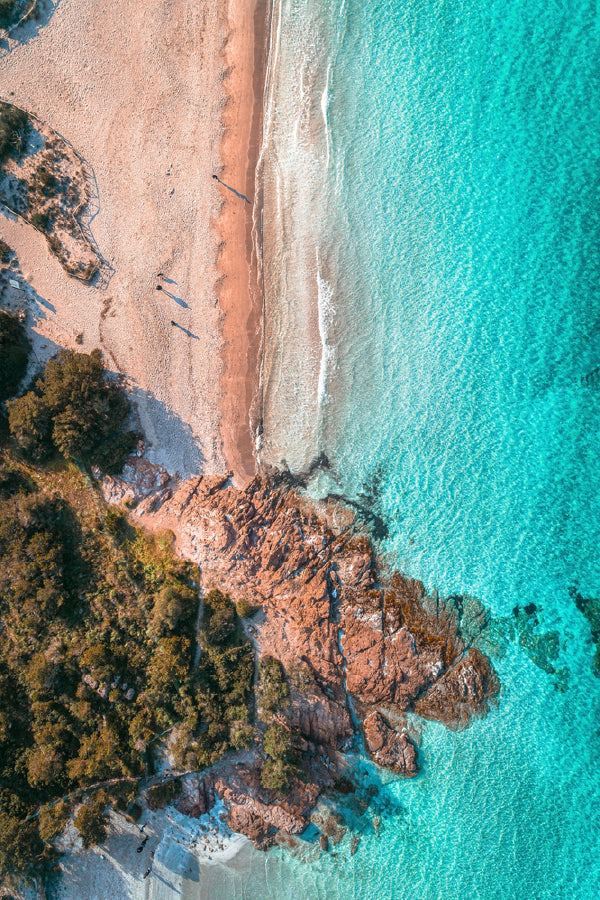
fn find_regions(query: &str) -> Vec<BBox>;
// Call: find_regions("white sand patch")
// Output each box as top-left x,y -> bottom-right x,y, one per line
49,802 -> 251,900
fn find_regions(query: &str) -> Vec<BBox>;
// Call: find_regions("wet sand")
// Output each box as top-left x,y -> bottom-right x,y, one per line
216,0 -> 270,485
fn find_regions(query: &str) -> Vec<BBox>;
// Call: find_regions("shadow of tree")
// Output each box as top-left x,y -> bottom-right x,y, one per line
126,383 -> 206,478
0,0 -> 62,60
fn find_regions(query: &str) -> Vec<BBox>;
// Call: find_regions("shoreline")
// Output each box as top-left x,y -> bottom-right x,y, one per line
217,0 -> 272,485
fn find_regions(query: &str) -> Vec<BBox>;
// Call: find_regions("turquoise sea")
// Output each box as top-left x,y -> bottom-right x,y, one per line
216,0 -> 600,897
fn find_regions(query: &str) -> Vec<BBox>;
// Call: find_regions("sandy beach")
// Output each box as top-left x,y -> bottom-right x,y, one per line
50,800 -> 253,900
0,0 -> 266,481
217,0 -> 270,484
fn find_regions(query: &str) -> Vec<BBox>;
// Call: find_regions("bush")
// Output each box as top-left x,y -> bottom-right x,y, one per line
150,582 -> 197,637
0,1 -> 20,31
0,103 -> 27,164
0,813 -> 44,877
7,391 -> 51,459
7,349 -> 136,471
203,589 -> 237,644
260,758 -> 290,795
258,655 -> 289,717
0,309 -> 30,402
38,800 -> 70,843
30,211 -> 48,231
0,239 -> 11,263
235,598 -> 256,619
104,506 -> 128,538
74,796 -> 108,849
263,722 -> 291,760
230,720 -> 254,750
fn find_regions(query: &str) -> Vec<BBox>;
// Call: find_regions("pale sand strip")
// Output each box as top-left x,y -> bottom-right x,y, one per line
0,0 -> 236,478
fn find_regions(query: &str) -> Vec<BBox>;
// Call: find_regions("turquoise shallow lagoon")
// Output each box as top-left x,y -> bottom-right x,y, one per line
211,0 -> 600,897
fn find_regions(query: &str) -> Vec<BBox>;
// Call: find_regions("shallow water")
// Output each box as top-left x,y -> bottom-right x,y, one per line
202,0 -> 600,897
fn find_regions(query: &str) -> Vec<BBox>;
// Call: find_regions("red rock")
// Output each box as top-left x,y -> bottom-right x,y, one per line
139,472 -> 500,815
414,647 -> 500,729
363,711 -> 418,776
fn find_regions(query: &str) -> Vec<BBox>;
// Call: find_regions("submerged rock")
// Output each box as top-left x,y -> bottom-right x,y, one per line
570,587 -> 600,676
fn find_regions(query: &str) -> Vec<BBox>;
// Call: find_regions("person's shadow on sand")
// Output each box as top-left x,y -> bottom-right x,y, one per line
170,320 -> 199,339
156,285 -> 190,309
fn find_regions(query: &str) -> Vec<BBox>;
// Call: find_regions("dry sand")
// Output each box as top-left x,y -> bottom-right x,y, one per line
50,802 -> 252,900
0,0 -> 267,480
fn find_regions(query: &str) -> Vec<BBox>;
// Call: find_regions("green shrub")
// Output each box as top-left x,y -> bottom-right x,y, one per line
263,722 -> 291,760
7,349 -> 137,471
229,720 -> 254,750
260,758 -> 290,795
0,1 -> 20,31
203,588 -> 237,644
30,211 -> 48,231
104,506 -> 128,537
38,800 -> 71,843
0,102 -> 27,164
148,779 -> 181,810
0,812 -> 44,877
74,795 -> 107,849
235,598 -> 256,619
258,655 -> 289,717
0,239 -> 11,263
0,309 -> 30,402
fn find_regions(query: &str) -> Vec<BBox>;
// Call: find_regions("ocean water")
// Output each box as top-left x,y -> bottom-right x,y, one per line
211,0 -> 600,898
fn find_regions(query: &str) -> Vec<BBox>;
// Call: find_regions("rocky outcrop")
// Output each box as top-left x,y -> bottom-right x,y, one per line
213,765 -> 322,850
362,712 -> 418,776
139,472 -> 500,845
413,647 -> 500,729
94,452 -> 171,507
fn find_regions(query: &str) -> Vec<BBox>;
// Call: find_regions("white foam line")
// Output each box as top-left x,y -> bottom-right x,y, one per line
321,62 -> 332,168
316,254 -> 336,409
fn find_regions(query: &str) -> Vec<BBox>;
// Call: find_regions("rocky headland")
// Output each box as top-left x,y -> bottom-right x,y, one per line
103,465 -> 500,849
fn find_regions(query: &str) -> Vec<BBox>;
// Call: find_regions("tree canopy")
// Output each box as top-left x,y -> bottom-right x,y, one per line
7,349 -> 137,471
0,101 -> 27,162
0,310 -> 30,403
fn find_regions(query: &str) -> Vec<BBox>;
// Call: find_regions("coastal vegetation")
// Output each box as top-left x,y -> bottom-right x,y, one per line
257,656 -> 300,794
0,102 -> 103,283
7,348 -> 137,471
0,0 -> 41,32
0,343 -> 257,880
0,447 -> 203,876
0,1 -> 19,29
0,310 -> 30,402
0,102 -> 28,164
173,588 -> 255,769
